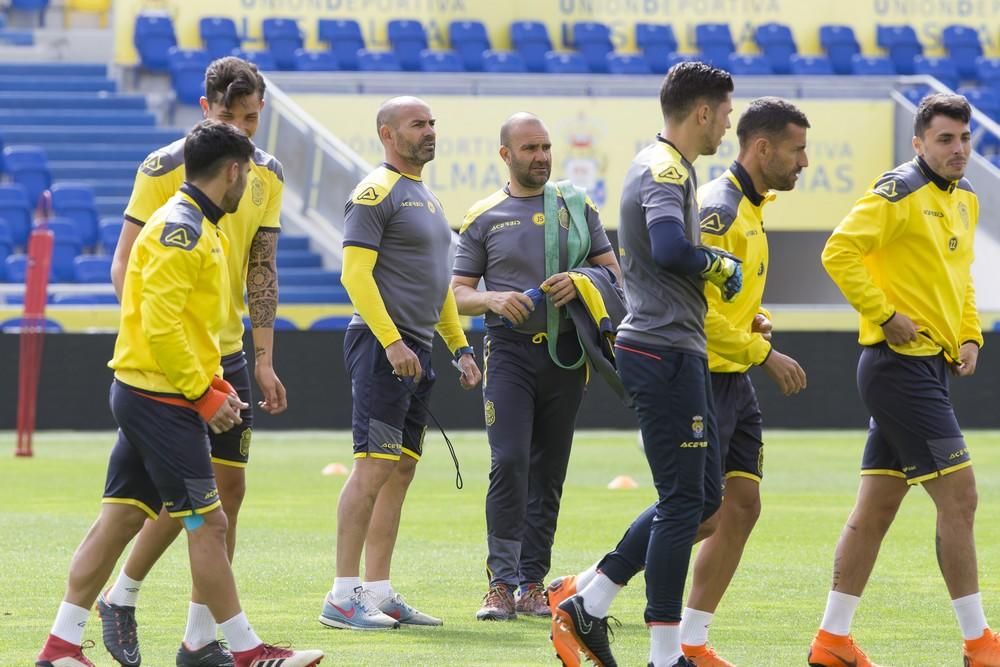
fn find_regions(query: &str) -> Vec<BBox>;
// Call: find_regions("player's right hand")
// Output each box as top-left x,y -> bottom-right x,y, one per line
487,291 -> 535,325
701,247 -> 743,302
386,339 -> 422,384
208,394 -> 248,434
881,311 -> 919,346
762,349 -> 807,396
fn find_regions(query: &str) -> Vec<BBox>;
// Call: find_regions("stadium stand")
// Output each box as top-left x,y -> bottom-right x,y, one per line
234,49 -> 277,71
635,23 -> 678,74
942,25 -> 983,80
419,49 -> 463,73
544,51 -> 588,74
50,183 -> 98,247
790,55 -> 835,75
819,25 -> 860,75
914,56 -> 960,90
851,55 -> 895,76
3,145 -> 50,207
261,18 -> 303,71
387,19 -> 429,72
317,18 -> 364,71
727,54 -> 773,76
72,255 -> 110,283
294,49 -> 338,72
606,53 -> 651,75
167,48 -> 212,104
448,20 -> 490,72
0,184 -> 33,247
98,217 -> 120,255
356,49 -> 402,72
978,57 -> 1000,87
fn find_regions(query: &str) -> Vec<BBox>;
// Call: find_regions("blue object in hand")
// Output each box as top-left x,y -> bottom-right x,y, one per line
500,287 -> 545,328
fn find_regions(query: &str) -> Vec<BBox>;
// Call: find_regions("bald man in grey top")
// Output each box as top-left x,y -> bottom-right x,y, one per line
453,113 -> 619,622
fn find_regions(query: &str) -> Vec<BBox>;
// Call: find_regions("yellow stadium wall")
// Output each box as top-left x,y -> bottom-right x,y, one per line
292,94 -> 894,232
115,0 -> 1000,65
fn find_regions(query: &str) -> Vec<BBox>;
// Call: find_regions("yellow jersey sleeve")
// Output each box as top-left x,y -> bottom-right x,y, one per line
139,223 -> 212,400
821,187 -> 905,327
960,280 -> 984,348
340,245 -> 402,348
435,286 -> 469,354
260,167 -> 283,231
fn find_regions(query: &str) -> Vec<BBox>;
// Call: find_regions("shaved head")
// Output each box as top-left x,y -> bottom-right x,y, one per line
500,112 -> 545,148
376,95 -> 430,135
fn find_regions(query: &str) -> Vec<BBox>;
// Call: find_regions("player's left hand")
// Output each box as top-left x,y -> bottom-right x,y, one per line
254,363 -> 288,414
752,313 -> 773,341
541,272 -> 577,308
456,353 -> 482,390
952,341 -> 980,377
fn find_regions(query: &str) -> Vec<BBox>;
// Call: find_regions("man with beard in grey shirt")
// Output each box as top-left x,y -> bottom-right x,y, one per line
452,112 -> 619,623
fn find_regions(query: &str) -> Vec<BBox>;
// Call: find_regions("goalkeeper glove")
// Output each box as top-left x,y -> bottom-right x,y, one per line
701,247 -> 743,302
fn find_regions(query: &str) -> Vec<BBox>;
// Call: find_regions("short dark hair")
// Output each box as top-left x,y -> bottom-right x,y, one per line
184,119 -> 255,181
659,61 -> 734,122
204,56 -> 266,108
736,97 -> 811,148
913,93 -> 971,136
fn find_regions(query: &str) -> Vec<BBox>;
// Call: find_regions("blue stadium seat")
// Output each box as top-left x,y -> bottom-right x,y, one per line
50,183 -> 98,247
544,52 -> 588,74
573,21 -> 614,74
279,287 -> 347,303
72,255 -> 111,283
877,25 -> 923,75
200,17 -> 240,59
851,55 -> 894,75
387,19 -> 429,72
449,20 -> 490,72
819,24 -> 860,75
278,268 -> 341,287
3,254 -> 26,282
419,50 -> 463,72
694,23 -> 735,67
510,21 -> 553,73
234,49 -> 277,71
942,25 -> 983,80
754,23 -> 797,75
317,19 -> 364,70
11,0 -> 48,26
277,234 -> 310,251
167,48 -> 212,105
607,53 -> 651,75
134,13 -> 177,72
3,145 -> 50,208
293,49 -> 338,71
261,18 -> 303,71
727,54 -> 773,76
41,218 -> 81,282
309,315 -> 353,330
99,217 -> 121,255
482,50 -> 526,73
902,86 -> 931,106
356,50 -> 402,72
914,56 -> 960,90
0,183 -> 33,247
790,55 -> 834,75
635,23 -> 678,74
976,57 -> 1000,87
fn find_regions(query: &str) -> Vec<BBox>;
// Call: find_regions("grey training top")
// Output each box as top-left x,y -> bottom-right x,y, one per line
343,163 -> 454,349
616,137 -> 707,356
453,185 -> 613,334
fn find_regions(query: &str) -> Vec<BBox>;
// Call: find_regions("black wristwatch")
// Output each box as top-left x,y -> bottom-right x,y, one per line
453,345 -> 475,361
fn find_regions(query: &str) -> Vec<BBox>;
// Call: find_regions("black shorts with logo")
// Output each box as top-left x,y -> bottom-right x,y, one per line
858,343 -> 970,484
345,327 -> 436,461
209,351 -> 254,468
711,372 -> 764,482
103,380 -> 221,519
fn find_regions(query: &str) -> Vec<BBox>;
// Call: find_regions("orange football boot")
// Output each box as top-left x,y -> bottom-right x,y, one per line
964,628 -> 1000,666
808,629 -> 881,667
682,643 -> 735,666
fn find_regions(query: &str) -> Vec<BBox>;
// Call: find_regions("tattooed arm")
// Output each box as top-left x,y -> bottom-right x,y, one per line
247,227 -> 288,414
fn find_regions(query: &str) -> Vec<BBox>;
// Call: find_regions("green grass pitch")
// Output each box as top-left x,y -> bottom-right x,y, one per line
3,430 -> 1000,666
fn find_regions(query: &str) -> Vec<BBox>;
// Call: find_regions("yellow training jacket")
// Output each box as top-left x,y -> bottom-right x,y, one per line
699,163 -> 775,373
822,156 -> 982,360
110,184 -> 230,400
